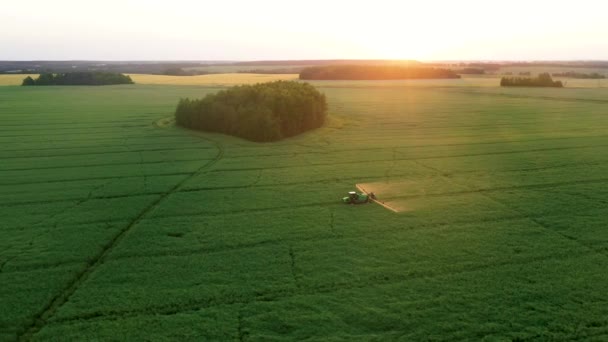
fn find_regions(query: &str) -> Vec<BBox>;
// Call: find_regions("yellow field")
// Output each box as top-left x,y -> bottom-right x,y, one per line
128,73 -> 299,86
1,73 -> 605,88
0,74 -> 38,85
128,75 -> 608,88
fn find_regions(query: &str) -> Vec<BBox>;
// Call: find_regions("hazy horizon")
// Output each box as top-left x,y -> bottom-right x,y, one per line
3,0 -> 608,60
3,59 -> 608,63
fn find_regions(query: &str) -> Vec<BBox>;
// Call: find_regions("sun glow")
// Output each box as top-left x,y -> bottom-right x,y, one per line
2,0 -> 608,60
327,0 -> 608,60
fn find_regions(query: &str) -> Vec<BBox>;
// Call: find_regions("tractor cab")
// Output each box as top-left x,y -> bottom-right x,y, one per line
342,191 -> 370,204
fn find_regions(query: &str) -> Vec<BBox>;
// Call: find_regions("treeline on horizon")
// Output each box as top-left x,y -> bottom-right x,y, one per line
299,65 -> 460,80
500,73 -> 563,87
22,72 -> 134,86
552,71 -> 605,79
175,81 -> 327,142
454,68 -> 485,75
3,60 -> 608,75
236,68 -> 303,74
161,67 -> 216,76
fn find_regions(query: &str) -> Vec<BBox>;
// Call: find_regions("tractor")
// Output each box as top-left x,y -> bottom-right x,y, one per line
342,191 -> 375,204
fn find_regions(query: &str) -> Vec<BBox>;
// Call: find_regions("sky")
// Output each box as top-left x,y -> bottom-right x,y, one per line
2,0 -> 608,61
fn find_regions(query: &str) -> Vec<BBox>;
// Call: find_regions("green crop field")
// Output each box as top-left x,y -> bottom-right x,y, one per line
1,81 -> 607,341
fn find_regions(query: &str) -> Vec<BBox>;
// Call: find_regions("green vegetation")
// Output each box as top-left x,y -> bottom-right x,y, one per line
162,67 -> 196,76
175,81 -> 327,142
299,65 -> 460,80
454,67 -> 485,75
162,67 -> 213,76
22,72 -> 134,86
236,67 -> 302,74
553,71 -> 606,79
1,82 -> 607,341
500,73 -> 563,87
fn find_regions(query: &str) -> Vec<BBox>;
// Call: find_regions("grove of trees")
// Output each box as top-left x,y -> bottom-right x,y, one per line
500,73 -> 563,87
22,72 -> 134,86
454,68 -> 485,75
175,81 -> 327,142
161,68 -> 214,76
299,65 -> 460,80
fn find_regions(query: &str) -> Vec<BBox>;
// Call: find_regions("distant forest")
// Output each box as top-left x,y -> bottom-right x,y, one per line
175,81 -> 327,142
454,68 -> 485,75
22,72 -> 134,86
161,67 -> 215,76
500,73 -> 563,87
552,71 -> 605,79
236,68 -> 303,74
3,60 -> 608,75
299,65 -> 460,80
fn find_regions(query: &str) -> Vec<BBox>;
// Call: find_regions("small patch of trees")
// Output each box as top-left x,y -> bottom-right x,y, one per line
175,81 -> 327,142
552,71 -> 605,79
500,73 -> 563,87
162,68 -> 213,76
21,76 -> 36,86
236,68 -> 302,74
163,67 -> 194,76
454,68 -> 485,75
22,72 -> 134,86
299,65 -> 460,80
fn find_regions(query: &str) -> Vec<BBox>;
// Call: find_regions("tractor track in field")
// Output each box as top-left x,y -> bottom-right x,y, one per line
0,131 -> 187,140
237,309 -> 247,342
1,260 -> 86,275
4,214 -> 535,276
4,157 -> 608,208
0,141 -> 214,154
3,130 -> 608,158
5,120 -> 608,146
209,142 -> 608,173
7,164 -> 608,210
0,124 -> 146,134
221,132 -> 608,157
0,192 -> 164,208
0,128 -> 153,138
17,136 -> 225,341
444,89 -> 608,105
11,181 -> 113,231
1,219 -> 128,235
0,133 -> 192,146
482,191 -> 608,260
5,209 -> 598,277
44,247 -> 595,327
0,146 -> 215,160
109,215 -> 533,261
0,172 -> 193,188
0,157 -> 215,172
412,159 -> 608,261
0,120 -> 146,128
